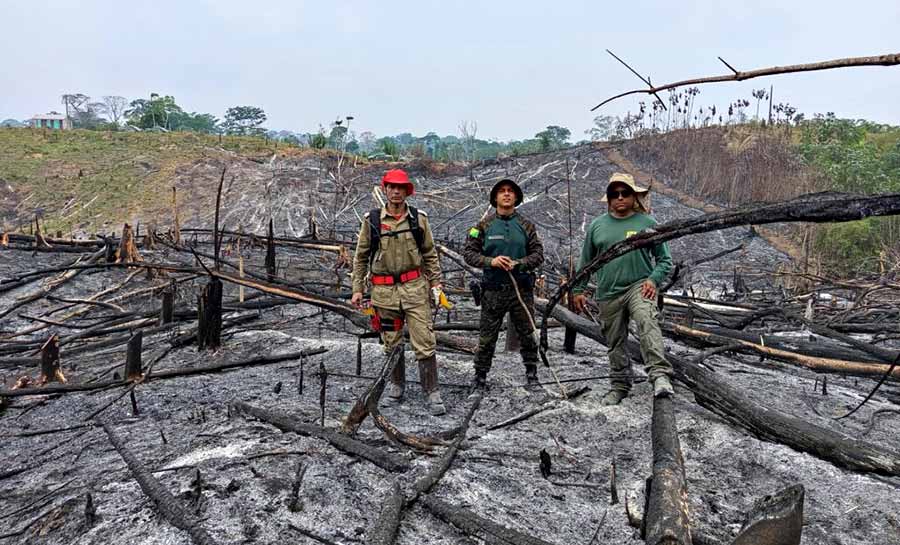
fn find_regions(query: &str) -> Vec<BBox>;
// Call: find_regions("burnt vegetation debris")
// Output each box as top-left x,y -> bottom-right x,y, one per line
1,144 -> 899,545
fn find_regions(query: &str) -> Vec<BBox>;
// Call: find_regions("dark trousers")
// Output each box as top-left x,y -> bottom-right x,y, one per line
474,284 -> 538,374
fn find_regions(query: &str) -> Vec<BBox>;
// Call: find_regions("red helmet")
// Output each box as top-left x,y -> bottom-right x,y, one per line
381,169 -> 415,196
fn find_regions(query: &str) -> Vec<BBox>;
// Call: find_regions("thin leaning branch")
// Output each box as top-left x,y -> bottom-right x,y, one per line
592,52 -> 900,110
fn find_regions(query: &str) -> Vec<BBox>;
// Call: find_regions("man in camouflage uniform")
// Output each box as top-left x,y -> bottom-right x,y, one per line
351,169 -> 447,416
464,179 -> 544,389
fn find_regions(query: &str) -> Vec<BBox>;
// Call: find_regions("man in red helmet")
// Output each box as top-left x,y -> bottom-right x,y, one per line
351,169 -> 447,416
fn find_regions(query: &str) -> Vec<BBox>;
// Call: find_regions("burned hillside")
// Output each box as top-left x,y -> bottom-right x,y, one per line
2,145 -> 900,545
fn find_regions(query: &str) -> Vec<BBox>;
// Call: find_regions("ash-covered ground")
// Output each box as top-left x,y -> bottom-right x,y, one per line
2,146 -> 900,545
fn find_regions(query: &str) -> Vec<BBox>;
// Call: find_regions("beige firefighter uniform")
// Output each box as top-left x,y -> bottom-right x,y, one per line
351,206 -> 442,360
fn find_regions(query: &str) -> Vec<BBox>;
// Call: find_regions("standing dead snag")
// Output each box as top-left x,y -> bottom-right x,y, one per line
171,187 -> 181,245
32,216 -> 52,249
40,334 -> 66,384
319,362 -> 327,427
265,218 -> 276,281
197,278 -> 223,351
115,223 -> 142,264
160,282 -> 175,325
125,331 -> 143,381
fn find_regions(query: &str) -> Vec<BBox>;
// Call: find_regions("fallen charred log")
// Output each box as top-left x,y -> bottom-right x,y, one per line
0,248 -> 106,320
662,323 -> 900,379
644,395 -> 692,545
672,354 -> 900,476
537,300 -> 900,476
230,401 -> 409,473
366,390 -> 485,544
102,421 -> 219,545
421,495 -> 559,545
0,348 -> 327,398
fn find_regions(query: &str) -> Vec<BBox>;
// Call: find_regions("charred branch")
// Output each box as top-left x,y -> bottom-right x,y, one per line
230,401 -> 409,473
593,52 -> 900,110
542,191 -> 900,353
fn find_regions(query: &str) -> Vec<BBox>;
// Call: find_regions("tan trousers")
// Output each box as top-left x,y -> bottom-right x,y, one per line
375,303 -> 436,361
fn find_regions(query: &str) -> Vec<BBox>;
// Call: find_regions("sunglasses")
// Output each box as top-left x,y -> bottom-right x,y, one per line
607,189 -> 634,200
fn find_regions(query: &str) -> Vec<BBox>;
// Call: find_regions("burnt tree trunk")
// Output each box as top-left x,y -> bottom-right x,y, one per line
231,401 -> 409,472
562,288 -> 577,353
33,217 -> 51,249
732,484 -> 804,545
115,223 -> 142,264
40,334 -> 65,383
197,278 -> 222,351
102,423 -> 218,545
125,331 -> 143,381
421,495 -> 558,545
266,218 -> 277,281
644,395 -> 692,545
160,285 -> 175,325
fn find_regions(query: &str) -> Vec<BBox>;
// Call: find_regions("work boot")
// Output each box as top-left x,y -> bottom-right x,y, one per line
653,375 -> 674,398
524,363 -> 539,386
418,355 -> 446,416
386,350 -> 406,403
426,391 -> 447,416
471,369 -> 488,391
601,389 -> 629,406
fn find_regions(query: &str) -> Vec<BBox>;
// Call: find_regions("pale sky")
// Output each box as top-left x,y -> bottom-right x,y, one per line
2,0 -> 899,141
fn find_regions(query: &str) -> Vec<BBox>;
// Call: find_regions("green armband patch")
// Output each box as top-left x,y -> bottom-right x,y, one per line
468,227 -> 480,238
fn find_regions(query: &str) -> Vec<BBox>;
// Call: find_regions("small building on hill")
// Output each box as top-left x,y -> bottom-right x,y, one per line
30,113 -> 71,130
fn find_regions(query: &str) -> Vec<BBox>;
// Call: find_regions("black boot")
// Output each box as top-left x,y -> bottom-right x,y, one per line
471,368 -> 487,391
524,363 -> 539,385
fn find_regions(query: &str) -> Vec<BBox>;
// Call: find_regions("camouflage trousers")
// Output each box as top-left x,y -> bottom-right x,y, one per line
474,284 -> 538,374
598,281 -> 673,393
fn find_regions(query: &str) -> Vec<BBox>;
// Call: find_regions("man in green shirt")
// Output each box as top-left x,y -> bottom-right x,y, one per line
573,172 -> 674,405
463,179 -> 544,390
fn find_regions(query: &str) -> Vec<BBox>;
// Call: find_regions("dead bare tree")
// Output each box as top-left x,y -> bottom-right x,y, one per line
101,96 -> 128,126
459,120 -> 478,180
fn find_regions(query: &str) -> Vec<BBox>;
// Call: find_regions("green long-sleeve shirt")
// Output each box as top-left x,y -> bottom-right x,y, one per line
573,212 -> 672,300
